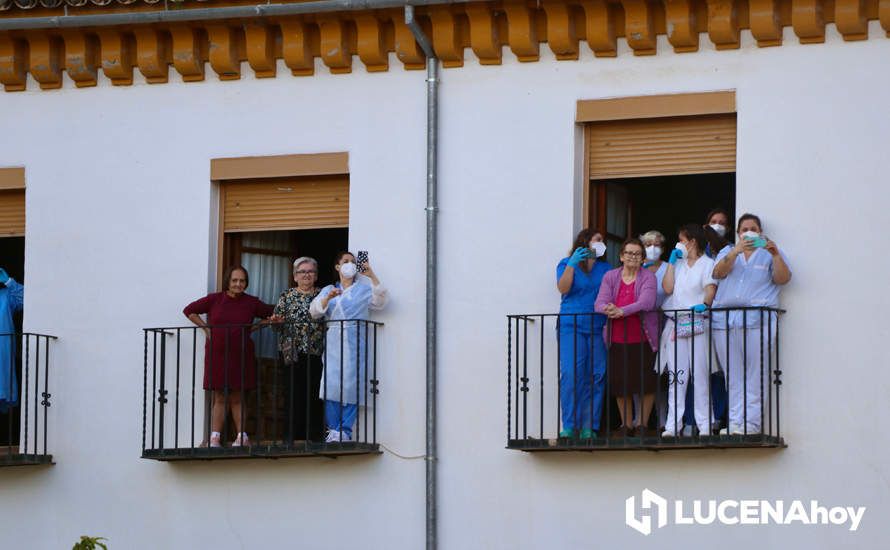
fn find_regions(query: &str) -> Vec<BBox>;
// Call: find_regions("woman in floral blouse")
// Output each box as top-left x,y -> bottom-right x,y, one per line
274,256 -> 325,442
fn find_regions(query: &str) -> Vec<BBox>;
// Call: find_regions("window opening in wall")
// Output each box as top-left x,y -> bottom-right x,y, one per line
221,228 -> 348,444
586,112 -> 738,443
214,173 -> 350,447
505,105 -> 770,452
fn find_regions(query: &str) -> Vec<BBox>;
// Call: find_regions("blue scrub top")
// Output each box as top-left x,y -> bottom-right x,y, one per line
0,278 -> 23,412
711,247 -> 791,329
556,258 -> 610,333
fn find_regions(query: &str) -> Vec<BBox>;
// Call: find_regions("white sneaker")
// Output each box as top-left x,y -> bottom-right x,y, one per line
661,430 -> 676,437
231,432 -> 250,447
210,432 -> 222,448
720,426 -> 744,435
325,429 -> 341,443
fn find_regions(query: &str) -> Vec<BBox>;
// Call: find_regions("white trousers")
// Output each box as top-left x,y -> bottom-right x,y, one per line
713,327 -> 772,433
663,331 -> 713,435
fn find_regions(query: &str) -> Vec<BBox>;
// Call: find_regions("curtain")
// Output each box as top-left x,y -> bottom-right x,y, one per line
241,231 -> 292,358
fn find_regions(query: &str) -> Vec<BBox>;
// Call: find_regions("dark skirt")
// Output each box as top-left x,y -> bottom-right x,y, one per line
608,342 -> 658,397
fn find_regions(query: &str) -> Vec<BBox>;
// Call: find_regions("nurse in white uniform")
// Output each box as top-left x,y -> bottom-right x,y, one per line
310,252 -> 388,442
711,213 -> 791,435
660,224 -> 717,437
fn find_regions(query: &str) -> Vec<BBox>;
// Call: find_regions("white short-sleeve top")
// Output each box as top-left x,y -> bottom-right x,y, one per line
663,255 -> 717,310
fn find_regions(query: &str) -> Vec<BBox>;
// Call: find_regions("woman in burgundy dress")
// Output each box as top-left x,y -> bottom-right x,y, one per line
183,265 -> 279,448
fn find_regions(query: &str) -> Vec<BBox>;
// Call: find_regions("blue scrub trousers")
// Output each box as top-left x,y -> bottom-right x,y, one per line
325,399 -> 358,437
558,327 -> 606,431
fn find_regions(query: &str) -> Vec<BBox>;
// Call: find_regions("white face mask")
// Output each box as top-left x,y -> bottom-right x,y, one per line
675,242 -> 687,258
741,230 -> 760,240
590,241 -> 607,258
339,262 -> 358,279
710,224 -> 727,237
645,245 -> 662,261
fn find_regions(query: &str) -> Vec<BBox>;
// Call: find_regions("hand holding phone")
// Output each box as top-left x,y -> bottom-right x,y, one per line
745,236 -> 767,248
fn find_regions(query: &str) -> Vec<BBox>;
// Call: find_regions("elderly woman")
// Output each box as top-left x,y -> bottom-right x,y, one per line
712,213 -> 791,435
556,228 -> 611,439
595,238 -> 659,436
184,265 -> 278,448
310,251 -> 387,443
274,257 -> 325,442
660,224 -> 717,437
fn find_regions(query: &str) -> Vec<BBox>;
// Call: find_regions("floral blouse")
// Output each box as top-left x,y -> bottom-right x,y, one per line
273,287 -> 324,361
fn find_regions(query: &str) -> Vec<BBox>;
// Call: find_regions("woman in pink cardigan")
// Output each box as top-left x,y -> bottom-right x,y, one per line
595,238 -> 660,436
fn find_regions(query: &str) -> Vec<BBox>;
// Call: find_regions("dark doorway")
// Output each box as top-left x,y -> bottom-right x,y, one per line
590,173 -> 736,265
589,174 -> 735,431
0,236 -> 24,449
291,228 -> 350,289
219,228 -> 348,442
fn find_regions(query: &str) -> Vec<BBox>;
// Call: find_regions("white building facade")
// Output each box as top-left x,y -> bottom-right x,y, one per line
0,1 -> 889,548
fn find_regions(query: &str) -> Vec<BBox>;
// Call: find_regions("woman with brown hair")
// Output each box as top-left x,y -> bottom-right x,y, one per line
184,265 -> 279,448
594,238 -> 659,436
555,228 -> 611,439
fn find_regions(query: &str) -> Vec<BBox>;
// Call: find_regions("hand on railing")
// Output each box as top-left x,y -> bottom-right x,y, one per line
603,303 -> 625,318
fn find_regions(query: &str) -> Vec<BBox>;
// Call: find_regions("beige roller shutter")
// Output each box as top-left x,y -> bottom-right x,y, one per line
222,175 -> 349,232
588,114 -> 737,179
0,190 -> 25,237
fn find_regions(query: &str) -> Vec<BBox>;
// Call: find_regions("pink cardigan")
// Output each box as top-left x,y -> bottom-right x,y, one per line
594,267 -> 659,351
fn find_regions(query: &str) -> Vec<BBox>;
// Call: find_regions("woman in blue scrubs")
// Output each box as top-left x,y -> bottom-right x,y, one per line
0,268 -> 23,413
556,230 -> 610,439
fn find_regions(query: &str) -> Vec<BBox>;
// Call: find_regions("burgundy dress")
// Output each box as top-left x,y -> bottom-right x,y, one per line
183,292 -> 274,391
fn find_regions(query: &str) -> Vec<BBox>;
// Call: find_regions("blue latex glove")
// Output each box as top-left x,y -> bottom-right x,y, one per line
691,303 -> 707,313
668,249 -> 683,265
567,247 -> 592,268
0,268 -> 8,284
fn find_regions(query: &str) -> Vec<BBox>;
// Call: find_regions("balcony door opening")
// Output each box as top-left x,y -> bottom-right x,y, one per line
585,109 -> 737,435
0,235 -> 24,452
216,172 -> 350,444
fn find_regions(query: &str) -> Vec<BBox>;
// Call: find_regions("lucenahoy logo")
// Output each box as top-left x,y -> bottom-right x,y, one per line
625,489 -> 866,536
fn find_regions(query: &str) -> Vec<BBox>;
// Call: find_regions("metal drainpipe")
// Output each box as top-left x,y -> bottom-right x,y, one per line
405,5 -> 438,550
0,0 -> 469,31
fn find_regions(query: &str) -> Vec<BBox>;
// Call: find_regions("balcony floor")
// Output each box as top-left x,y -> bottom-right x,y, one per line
509,433 -> 786,452
142,441 -> 381,461
0,451 -> 54,467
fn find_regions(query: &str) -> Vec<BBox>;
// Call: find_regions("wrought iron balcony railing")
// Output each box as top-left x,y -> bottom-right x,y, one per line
141,319 -> 383,461
1,332 -> 57,467
506,307 -> 785,451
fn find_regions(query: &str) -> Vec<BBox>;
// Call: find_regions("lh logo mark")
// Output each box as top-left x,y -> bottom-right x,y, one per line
626,489 -> 668,536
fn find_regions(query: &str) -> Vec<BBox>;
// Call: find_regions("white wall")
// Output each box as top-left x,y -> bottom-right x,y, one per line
0,21 -> 888,550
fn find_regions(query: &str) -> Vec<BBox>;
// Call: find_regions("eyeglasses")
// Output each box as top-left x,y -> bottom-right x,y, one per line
623,252 -> 644,258
295,270 -> 317,275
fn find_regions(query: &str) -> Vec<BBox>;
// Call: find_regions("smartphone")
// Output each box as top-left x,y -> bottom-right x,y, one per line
745,236 -> 767,248
357,250 -> 369,273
